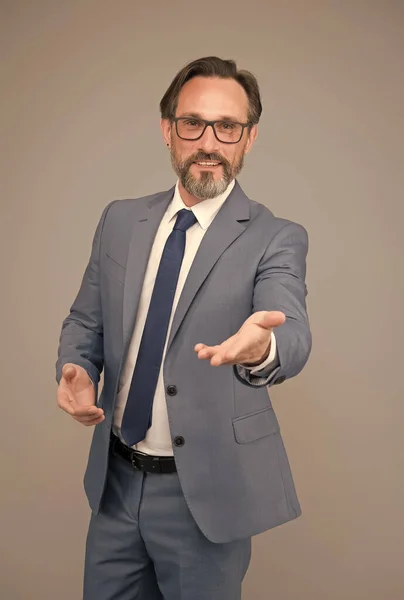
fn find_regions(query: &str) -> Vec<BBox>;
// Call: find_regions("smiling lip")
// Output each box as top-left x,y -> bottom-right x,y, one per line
194,161 -> 221,167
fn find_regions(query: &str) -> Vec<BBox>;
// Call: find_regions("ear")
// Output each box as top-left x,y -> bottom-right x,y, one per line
161,118 -> 172,147
244,124 -> 258,155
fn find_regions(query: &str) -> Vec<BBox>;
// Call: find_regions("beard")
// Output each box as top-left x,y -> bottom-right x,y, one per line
170,148 -> 244,200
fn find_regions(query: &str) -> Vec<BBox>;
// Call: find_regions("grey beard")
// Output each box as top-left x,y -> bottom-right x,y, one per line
182,170 -> 230,200
171,152 -> 244,200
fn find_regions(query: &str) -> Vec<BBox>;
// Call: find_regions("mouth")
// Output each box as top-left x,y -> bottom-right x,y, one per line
193,161 -> 222,168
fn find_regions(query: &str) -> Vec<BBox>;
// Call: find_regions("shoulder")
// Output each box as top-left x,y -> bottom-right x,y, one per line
104,189 -> 170,217
246,197 -> 309,247
97,188 -> 169,227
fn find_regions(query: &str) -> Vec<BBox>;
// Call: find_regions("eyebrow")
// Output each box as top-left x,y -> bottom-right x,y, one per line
177,112 -> 242,122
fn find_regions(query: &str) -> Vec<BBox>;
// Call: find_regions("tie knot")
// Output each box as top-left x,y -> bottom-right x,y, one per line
173,209 -> 197,232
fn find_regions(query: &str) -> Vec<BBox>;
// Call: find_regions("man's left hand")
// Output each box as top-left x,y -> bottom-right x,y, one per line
194,310 -> 286,367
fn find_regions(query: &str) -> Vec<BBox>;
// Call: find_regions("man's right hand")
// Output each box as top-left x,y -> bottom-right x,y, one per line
57,363 -> 105,426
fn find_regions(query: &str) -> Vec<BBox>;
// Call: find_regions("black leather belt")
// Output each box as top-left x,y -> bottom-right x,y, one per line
110,433 -> 177,474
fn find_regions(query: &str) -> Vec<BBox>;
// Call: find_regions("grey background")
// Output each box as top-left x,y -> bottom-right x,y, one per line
1,1 -> 403,598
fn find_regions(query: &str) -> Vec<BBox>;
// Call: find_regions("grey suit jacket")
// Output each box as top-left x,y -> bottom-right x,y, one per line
56,180 -> 312,543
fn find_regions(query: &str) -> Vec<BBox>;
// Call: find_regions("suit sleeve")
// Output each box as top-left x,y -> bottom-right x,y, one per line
234,221 -> 312,388
55,201 -> 117,396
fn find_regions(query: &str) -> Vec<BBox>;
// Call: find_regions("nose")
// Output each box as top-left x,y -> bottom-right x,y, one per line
197,124 -> 220,153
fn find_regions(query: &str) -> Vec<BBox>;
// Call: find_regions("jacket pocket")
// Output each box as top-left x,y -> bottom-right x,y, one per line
232,406 -> 280,444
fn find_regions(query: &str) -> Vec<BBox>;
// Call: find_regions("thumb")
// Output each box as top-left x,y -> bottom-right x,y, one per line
62,363 -> 77,382
256,310 -> 286,329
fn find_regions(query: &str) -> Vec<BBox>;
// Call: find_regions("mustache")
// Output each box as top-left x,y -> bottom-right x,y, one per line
185,152 -> 227,166
193,152 -> 224,162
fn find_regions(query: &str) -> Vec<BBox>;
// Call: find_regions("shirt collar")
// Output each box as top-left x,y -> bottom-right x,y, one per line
166,179 -> 236,231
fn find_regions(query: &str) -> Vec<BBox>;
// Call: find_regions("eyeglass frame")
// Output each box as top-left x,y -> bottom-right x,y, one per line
171,116 -> 253,144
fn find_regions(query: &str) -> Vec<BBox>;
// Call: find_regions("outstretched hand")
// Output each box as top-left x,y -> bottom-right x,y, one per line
194,310 -> 286,367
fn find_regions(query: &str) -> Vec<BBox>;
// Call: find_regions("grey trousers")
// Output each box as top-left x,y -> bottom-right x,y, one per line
83,446 -> 252,600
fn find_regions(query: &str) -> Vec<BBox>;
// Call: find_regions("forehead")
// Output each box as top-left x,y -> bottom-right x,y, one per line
176,76 -> 249,121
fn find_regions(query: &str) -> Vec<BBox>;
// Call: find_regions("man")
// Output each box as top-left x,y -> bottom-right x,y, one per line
56,56 -> 311,600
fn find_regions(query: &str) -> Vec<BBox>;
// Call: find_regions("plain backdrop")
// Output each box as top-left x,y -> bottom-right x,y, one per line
1,1 -> 403,599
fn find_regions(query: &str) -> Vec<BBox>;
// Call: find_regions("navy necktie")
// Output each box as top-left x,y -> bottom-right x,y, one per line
121,208 -> 198,447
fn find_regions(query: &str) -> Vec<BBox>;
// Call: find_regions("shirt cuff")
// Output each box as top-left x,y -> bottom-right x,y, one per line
240,332 -> 277,374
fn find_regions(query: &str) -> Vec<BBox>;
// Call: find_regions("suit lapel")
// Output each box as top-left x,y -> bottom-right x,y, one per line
122,187 -> 174,357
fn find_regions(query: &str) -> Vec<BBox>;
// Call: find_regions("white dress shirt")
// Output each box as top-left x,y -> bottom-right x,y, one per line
112,179 -> 277,455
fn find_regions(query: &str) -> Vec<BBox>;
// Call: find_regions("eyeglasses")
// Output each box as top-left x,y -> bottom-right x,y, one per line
172,116 -> 251,144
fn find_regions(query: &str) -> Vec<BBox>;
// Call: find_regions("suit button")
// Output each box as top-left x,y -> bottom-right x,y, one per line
274,375 -> 286,385
174,436 -> 185,447
167,385 -> 177,396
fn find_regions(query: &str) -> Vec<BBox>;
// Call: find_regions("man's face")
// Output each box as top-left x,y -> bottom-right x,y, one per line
161,76 -> 257,200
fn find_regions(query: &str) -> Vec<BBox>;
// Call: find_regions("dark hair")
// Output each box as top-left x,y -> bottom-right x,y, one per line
159,56 -> 262,125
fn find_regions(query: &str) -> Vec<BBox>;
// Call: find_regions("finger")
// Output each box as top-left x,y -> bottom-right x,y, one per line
57,391 -> 76,416
73,405 -> 103,418
74,414 -> 105,426
211,353 -> 225,367
210,348 -> 238,366
197,345 -> 221,359
73,410 -> 104,422
257,311 -> 286,329
195,332 -> 238,355
198,341 -> 237,363
194,343 -> 207,352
